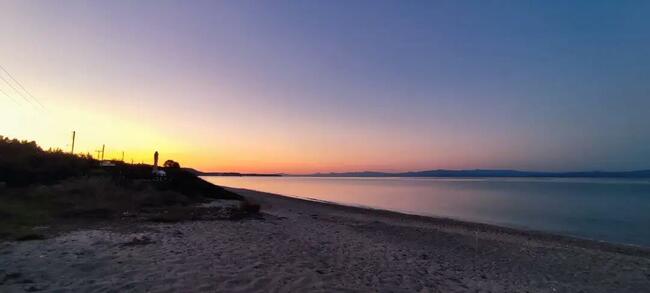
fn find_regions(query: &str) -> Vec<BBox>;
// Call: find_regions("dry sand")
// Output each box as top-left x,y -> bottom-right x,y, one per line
1,187 -> 649,292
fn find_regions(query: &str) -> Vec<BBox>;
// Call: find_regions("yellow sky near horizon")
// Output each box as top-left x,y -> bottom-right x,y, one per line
0,92 -> 456,173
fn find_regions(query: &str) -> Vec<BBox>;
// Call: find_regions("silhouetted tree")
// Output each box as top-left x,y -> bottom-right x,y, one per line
0,136 -> 96,187
163,160 -> 180,169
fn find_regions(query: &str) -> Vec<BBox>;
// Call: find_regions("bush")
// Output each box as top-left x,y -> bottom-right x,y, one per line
163,160 -> 180,168
0,136 -> 96,187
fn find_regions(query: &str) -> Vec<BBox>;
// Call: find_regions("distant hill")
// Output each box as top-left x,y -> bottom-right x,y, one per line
299,169 -> 650,178
184,168 -> 282,177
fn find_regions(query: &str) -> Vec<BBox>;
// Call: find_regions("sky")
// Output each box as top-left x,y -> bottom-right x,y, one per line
1,0 -> 649,173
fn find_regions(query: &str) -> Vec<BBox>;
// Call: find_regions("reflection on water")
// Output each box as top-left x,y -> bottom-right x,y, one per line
203,176 -> 650,246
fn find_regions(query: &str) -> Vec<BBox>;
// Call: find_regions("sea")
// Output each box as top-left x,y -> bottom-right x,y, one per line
203,176 -> 650,247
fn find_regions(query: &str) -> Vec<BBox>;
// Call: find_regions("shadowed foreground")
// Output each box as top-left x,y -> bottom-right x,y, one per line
1,188 -> 649,292
0,136 -> 247,240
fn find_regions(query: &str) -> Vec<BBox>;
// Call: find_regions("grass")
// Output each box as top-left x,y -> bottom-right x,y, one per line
0,177 -> 181,238
0,175 -> 255,240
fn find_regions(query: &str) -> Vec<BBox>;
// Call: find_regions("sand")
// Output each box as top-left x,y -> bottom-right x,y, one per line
1,187 -> 649,292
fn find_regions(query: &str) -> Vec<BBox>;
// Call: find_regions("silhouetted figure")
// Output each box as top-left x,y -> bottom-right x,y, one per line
152,151 -> 166,180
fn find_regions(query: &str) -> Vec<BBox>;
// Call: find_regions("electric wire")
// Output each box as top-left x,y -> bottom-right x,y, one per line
0,86 -> 21,107
0,64 -> 45,109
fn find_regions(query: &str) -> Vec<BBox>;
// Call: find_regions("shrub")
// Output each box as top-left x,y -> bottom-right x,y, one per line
163,160 -> 180,168
0,136 -> 96,187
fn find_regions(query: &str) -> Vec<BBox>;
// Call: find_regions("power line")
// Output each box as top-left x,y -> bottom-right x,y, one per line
0,70 -> 37,108
0,86 -> 21,107
0,64 -> 45,109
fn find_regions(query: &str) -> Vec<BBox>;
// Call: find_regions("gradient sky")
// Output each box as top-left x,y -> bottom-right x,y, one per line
1,1 -> 649,173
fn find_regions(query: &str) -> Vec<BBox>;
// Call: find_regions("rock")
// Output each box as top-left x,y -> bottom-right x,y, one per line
16,234 -> 46,241
122,235 -> 154,246
25,285 -> 43,292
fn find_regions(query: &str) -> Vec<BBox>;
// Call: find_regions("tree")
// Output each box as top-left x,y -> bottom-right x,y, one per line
163,160 -> 180,169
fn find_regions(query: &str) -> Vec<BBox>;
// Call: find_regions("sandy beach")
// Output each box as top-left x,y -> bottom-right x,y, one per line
1,187 -> 649,292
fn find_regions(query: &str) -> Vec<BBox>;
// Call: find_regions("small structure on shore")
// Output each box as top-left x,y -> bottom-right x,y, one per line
99,160 -> 116,167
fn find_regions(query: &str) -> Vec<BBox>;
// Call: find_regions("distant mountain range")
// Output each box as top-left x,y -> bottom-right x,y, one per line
186,167 -> 650,178
298,169 -> 650,178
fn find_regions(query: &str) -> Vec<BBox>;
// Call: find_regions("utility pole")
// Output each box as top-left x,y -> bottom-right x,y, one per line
121,151 -> 125,162
101,144 -> 105,161
70,131 -> 76,154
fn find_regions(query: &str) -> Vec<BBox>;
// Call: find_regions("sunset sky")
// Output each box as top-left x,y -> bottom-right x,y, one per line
1,1 -> 649,173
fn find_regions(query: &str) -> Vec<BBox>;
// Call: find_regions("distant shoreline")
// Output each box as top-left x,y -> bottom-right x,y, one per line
199,173 -> 282,177
183,168 -> 282,177
294,169 -> 650,178
188,168 -> 650,178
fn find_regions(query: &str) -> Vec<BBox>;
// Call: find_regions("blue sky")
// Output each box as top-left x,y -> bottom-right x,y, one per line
1,0 -> 649,172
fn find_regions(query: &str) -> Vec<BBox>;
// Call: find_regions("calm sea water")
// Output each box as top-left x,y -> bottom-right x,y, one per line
203,176 -> 650,246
